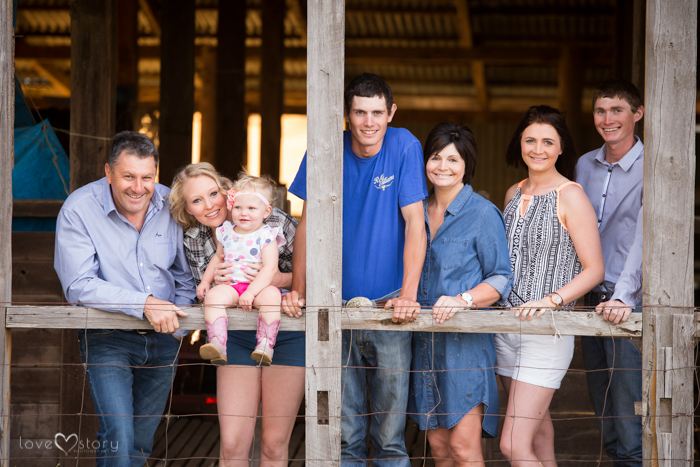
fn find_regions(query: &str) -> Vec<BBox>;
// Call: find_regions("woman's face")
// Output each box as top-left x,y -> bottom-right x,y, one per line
425,143 -> 465,190
520,123 -> 562,174
183,175 -> 228,228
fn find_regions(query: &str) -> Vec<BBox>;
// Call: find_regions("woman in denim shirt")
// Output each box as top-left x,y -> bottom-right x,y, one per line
409,123 -> 513,465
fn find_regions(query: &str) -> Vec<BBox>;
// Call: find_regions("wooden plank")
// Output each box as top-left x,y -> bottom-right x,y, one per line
182,420 -> 218,467
306,0 -> 344,464
642,2 -> 697,467
0,0 -> 14,462
10,368 -> 61,404
69,0 -> 117,192
5,305 -> 650,337
157,0 -> 195,186
9,403 -> 60,440
259,0 -> 285,183
155,418 -> 202,465
11,261 -> 62,296
11,232 -> 55,261
215,0 -> 247,178
671,314 -> 693,466
11,200 -> 63,218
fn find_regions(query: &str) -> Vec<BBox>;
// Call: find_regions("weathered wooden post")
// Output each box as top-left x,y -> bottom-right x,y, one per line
158,0 -> 195,185
642,1 -> 697,466
0,0 -> 14,463
69,0 -> 117,191
260,0 -> 285,183
305,0 -> 344,464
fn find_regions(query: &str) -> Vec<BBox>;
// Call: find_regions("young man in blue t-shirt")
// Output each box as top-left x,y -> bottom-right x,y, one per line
284,73 -> 427,465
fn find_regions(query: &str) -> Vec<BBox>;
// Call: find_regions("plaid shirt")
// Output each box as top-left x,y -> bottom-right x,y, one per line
183,207 -> 297,286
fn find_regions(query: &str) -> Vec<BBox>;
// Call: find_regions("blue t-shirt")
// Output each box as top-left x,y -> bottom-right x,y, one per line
289,127 -> 428,300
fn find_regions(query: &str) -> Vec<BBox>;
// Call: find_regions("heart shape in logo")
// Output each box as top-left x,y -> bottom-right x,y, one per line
54,433 -> 78,455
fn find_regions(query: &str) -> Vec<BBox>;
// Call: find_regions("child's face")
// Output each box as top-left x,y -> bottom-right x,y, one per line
230,193 -> 272,233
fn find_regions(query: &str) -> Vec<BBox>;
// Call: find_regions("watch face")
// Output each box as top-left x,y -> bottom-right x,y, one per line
551,293 -> 563,305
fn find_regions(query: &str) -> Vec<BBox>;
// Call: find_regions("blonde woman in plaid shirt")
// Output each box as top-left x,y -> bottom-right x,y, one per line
170,162 -> 304,466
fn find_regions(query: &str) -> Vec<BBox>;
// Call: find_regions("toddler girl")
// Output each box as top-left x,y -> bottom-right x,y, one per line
197,173 -> 286,366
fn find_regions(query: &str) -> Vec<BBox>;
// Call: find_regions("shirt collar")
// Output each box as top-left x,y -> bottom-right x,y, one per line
595,136 -> 644,172
99,177 -> 164,217
424,184 -> 474,217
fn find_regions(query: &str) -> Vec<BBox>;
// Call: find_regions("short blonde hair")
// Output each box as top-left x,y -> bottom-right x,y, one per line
230,170 -> 278,206
169,163 -> 233,230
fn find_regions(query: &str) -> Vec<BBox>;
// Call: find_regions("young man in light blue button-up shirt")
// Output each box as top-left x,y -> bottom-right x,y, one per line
575,79 -> 644,467
55,131 -> 196,466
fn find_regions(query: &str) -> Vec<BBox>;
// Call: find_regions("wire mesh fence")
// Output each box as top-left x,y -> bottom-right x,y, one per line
1,303 -> 697,466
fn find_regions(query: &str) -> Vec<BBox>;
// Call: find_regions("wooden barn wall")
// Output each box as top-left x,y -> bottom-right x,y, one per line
10,232 -> 63,466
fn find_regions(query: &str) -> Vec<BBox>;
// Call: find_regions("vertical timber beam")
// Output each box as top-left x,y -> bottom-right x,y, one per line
0,0 -> 13,463
216,0 -> 247,177
557,46 -> 583,151
260,0 -> 284,183
198,46 -> 217,165
69,0 -> 117,192
116,0 -> 139,132
631,0 -> 646,141
642,1 -> 697,467
159,0 -> 195,186
306,0 -> 344,465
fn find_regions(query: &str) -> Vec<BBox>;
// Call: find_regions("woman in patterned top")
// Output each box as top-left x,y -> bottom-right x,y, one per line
498,106 -> 604,467
170,163 -> 305,466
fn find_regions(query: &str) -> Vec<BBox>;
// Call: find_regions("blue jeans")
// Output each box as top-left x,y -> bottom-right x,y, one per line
78,329 -> 181,467
341,329 -> 412,466
581,296 -> 642,467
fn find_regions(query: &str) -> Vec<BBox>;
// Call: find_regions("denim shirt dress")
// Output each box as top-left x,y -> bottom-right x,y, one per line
408,185 -> 513,437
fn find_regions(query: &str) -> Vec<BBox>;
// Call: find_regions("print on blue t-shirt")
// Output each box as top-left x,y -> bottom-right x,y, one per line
289,127 -> 428,301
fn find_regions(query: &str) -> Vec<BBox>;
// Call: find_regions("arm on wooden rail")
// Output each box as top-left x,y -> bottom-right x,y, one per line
4,305 -> 650,337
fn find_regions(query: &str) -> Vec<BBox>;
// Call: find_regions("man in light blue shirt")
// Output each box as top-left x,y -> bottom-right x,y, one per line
575,79 -> 644,467
55,131 -> 195,466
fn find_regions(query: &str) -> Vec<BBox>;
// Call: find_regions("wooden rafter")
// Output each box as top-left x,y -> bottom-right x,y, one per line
31,59 -> 70,97
137,0 -> 161,37
286,0 -> 307,45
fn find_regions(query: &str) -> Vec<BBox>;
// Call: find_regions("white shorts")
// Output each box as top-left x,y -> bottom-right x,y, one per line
494,333 -> 575,389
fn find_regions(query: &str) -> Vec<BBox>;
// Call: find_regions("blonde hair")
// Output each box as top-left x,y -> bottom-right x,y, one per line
169,163 -> 233,230
230,170 -> 278,206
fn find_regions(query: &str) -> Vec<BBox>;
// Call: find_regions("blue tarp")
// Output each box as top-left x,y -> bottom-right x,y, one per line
13,121 -> 70,231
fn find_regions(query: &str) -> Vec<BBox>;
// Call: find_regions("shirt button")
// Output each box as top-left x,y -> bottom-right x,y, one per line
424,267 -> 428,272
602,194 -> 606,198
608,167 -> 613,173
598,219 -> 602,223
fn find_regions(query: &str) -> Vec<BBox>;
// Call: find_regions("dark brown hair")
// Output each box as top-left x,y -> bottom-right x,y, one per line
423,122 -> 478,185
505,106 -> 579,180
591,78 -> 643,113
344,73 -> 394,113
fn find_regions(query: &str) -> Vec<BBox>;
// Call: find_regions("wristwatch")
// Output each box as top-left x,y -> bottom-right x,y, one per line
548,292 -> 564,307
460,292 -> 474,309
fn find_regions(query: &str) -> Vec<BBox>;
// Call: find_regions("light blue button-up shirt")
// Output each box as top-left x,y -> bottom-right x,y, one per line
54,177 -> 196,320
575,137 -> 644,306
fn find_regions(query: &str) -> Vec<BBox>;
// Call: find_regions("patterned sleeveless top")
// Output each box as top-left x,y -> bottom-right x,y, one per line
503,180 -> 582,307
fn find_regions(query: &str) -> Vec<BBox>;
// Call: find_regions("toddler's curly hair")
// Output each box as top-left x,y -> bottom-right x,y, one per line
227,171 -> 278,210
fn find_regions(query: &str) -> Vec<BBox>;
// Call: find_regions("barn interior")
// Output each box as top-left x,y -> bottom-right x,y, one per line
8,0 -> 699,465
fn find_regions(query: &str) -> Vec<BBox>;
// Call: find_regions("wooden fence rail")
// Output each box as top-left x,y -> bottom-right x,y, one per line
4,304 -> 680,338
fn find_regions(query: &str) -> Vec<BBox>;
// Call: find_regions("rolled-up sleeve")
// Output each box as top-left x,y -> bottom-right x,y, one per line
55,208 -> 150,318
476,207 -> 514,299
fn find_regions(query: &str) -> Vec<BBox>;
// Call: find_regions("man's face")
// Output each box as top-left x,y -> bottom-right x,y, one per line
593,96 -> 644,148
105,152 -> 157,221
345,95 -> 397,157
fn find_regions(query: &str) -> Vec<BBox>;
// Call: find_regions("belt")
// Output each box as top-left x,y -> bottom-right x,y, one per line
585,291 -> 611,306
133,329 -> 156,335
